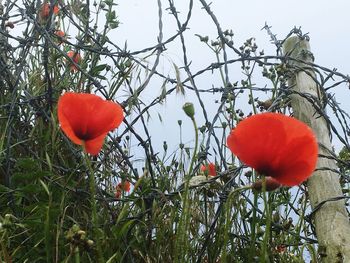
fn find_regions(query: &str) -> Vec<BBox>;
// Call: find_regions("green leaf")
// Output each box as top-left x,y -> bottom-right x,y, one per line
90,64 -> 107,76
39,179 -> 50,197
116,202 -> 130,225
0,184 -> 11,193
20,184 -> 43,195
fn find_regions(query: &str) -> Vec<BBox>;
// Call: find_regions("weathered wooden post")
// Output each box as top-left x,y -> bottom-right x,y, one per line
283,36 -> 350,262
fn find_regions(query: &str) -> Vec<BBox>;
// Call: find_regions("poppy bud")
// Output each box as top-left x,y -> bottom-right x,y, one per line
86,239 -> 94,248
77,230 -> 86,240
272,211 -> 280,223
199,126 -> 206,134
5,22 -> 14,29
182,102 -> 195,118
257,99 -> 273,110
251,177 -> 281,192
283,217 -> 293,230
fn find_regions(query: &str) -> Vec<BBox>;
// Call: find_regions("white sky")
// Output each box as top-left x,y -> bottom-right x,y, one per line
116,0 -> 350,71
113,0 -> 350,157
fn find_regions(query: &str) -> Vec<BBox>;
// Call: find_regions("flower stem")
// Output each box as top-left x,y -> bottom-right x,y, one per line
83,151 -> 104,263
261,176 -> 271,263
187,116 -> 198,177
222,185 -> 250,261
74,246 -> 80,263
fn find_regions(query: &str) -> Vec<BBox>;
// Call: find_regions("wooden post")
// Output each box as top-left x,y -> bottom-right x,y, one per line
283,36 -> 350,262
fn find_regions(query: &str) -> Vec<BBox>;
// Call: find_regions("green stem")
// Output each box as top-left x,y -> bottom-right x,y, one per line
44,192 -> 52,262
261,176 -> 271,263
222,186 -> 251,261
250,188 -> 258,261
228,185 -> 251,199
187,117 -> 198,177
83,152 -> 104,263
74,246 -> 80,263
175,179 -> 191,263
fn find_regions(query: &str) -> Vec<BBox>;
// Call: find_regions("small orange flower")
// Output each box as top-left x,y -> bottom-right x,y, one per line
67,51 -> 81,72
55,30 -> 65,44
227,113 -> 318,186
118,181 -> 131,192
57,92 -> 124,155
115,180 -> 131,198
40,3 -> 59,19
200,163 -> 217,176
115,190 -> 122,199
275,244 -> 286,253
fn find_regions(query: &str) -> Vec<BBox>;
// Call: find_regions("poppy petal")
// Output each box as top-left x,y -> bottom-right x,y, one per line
58,93 -> 89,144
84,132 -> 108,156
85,98 -> 124,139
274,135 -> 318,186
208,163 -> 217,176
227,113 -> 287,173
227,113 -> 318,186
200,163 -> 217,176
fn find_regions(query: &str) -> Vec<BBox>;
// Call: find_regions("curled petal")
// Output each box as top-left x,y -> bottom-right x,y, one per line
84,133 -> 108,156
58,94 -> 89,144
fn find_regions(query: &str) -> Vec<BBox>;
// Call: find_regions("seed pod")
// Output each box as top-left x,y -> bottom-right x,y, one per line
251,177 -> 281,192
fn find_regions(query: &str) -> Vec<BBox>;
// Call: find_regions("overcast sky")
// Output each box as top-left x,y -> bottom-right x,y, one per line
116,0 -> 350,71
112,0 -> 350,156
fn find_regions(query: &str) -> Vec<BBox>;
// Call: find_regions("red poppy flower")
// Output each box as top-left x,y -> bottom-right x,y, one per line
227,113 -> 318,186
57,92 -> 124,155
200,163 -> 217,176
67,51 -> 81,72
40,3 -> 59,19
